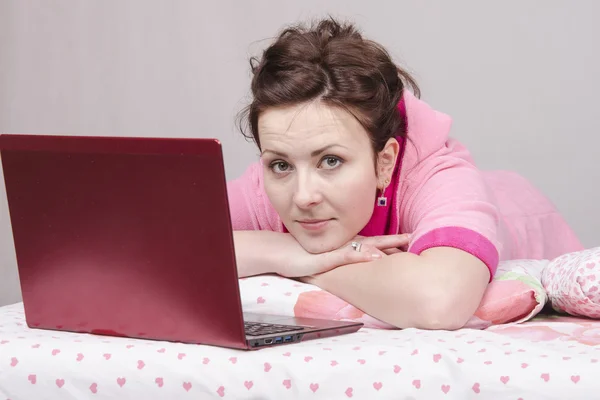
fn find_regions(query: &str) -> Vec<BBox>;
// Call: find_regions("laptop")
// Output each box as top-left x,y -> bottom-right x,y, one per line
0,134 -> 363,350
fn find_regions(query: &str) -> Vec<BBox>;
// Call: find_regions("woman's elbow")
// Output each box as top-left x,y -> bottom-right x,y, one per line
396,288 -> 477,331
413,307 -> 469,331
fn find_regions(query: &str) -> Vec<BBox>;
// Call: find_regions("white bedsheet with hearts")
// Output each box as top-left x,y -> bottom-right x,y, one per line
1,303 -> 600,399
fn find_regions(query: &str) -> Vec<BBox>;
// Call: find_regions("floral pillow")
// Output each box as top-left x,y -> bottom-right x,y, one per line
542,247 -> 600,319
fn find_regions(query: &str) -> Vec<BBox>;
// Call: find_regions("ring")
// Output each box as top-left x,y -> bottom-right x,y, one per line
351,241 -> 362,252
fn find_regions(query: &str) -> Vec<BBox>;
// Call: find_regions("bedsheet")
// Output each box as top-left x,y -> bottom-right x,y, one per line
1,303 -> 599,399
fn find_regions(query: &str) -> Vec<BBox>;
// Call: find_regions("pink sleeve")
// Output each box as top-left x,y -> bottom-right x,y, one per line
400,138 -> 501,279
226,162 -> 283,232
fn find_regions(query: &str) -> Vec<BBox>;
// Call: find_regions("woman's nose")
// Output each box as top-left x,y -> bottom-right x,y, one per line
293,174 -> 323,209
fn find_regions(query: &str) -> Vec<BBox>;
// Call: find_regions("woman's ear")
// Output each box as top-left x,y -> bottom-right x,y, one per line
376,138 -> 400,188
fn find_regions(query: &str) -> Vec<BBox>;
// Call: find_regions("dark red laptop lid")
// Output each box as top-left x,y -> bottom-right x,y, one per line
1,134 -> 248,349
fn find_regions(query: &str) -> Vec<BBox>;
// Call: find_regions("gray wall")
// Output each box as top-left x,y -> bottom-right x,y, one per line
1,0 -> 599,306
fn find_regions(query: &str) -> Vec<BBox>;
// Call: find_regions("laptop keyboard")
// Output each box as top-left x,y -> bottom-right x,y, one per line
244,321 -> 302,337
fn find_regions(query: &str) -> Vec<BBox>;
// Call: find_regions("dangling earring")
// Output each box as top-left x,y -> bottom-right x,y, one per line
377,178 -> 390,207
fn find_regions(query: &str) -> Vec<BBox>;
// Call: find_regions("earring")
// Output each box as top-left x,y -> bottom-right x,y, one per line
377,178 -> 390,207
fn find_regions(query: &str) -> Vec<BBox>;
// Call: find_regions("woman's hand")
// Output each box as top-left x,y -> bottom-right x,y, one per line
350,233 -> 410,255
280,233 -> 411,278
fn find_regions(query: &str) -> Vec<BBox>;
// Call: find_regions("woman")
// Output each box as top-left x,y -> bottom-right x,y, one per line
227,18 -> 583,330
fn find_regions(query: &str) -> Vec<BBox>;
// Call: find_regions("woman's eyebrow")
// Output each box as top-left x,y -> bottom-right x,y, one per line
261,144 -> 348,158
309,144 -> 348,157
260,149 -> 287,158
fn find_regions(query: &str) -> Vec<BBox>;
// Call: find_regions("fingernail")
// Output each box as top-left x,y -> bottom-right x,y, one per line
371,253 -> 382,259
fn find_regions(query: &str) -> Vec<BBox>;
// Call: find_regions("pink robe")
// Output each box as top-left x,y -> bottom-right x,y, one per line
227,90 -> 583,278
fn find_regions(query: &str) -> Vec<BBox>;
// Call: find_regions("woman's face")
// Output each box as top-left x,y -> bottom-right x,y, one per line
258,101 -> 396,254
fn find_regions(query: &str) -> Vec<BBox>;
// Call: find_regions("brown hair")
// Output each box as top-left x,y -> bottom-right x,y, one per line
237,17 -> 420,153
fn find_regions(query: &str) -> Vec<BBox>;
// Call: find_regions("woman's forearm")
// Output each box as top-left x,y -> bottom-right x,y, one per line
305,253 -> 436,328
232,230 -> 294,278
306,248 -> 489,330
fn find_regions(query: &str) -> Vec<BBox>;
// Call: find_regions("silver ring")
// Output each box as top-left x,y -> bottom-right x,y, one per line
351,241 -> 362,252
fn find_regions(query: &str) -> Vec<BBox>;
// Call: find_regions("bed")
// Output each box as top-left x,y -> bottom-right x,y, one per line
1,302 -> 599,399
2,247 -> 600,399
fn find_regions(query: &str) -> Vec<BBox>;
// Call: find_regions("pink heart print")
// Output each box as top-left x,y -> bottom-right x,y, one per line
56,379 -> 65,388
10,357 -> 18,367
571,375 -> 581,384
541,373 -> 550,382
472,383 -> 480,393
433,354 -> 442,363
117,377 -> 126,387
51,349 -> 60,356
500,376 -> 510,384
89,383 -> 98,394
393,365 -> 401,373
229,357 -> 237,364
331,360 -> 339,366
155,377 -> 164,388
137,360 -> 145,370
441,384 -> 451,394
373,382 -> 383,391
183,382 -> 192,392
76,353 -> 84,362
264,362 -> 272,372
282,379 -> 292,389
412,380 -> 421,389
28,374 -> 36,384
217,386 -> 225,397
103,353 -> 111,360
177,353 -> 186,360
345,387 -> 353,397
244,381 -> 253,390
310,383 -> 319,393
256,297 -> 266,304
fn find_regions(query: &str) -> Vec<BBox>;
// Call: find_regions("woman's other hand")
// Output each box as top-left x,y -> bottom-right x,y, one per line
280,233 -> 411,278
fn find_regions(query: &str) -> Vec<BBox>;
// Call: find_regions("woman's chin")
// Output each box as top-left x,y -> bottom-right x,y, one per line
295,235 -> 351,255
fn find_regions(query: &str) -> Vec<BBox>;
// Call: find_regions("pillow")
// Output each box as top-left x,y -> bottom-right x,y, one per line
466,259 -> 548,328
239,257 -> 549,330
542,247 -> 600,319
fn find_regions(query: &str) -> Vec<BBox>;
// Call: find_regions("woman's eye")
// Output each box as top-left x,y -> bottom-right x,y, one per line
270,161 -> 291,173
320,156 -> 343,170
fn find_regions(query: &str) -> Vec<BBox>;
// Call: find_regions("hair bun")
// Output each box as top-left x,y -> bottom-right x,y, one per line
237,16 -> 420,151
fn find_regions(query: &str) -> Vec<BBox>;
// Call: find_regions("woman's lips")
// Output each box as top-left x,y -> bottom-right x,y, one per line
297,219 -> 332,231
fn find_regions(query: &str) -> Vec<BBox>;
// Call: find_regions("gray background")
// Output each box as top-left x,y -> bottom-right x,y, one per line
1,0 -> 598,306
